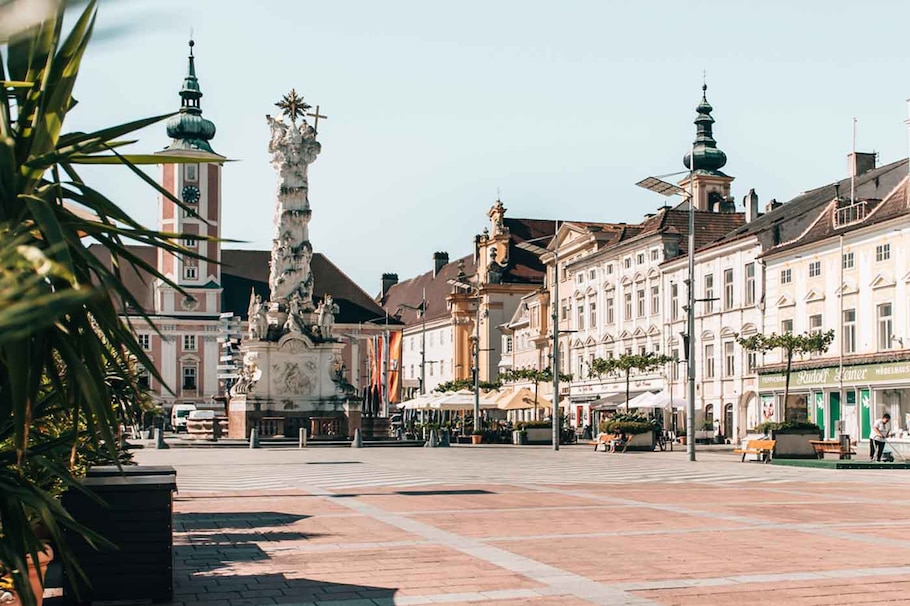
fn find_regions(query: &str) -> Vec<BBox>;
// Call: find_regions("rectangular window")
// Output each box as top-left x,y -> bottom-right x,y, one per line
636,289 -> 645,318
605,297 -> 614,324
747,351 -> 757,374
780,269 -> 792,284
808,261 -> 821,278
704,344 -> 715,379
589,300 -> 597,328
577,355 -> 585,378
704,274 -> 714,313
184,265 -> 197,280
744,263 -> 755,306
138,334 -> 151,350
670,284 -> 679,321
637,253 -> 645,265
182,366 -> 197,390
624,292 -> 632,320
724,341 -> 735,377
843,308 -> 856,354
781,319 -> 794,334
183,334 -> 196,351
606,264 -> 613,275
651,285 -> 659,315
560,298 -> 568,320
589,269 -> 596,280
184,163 -> 198,182
624,257 -> 632,269
576,273 -> 584,284
878,303 -> 893,351
505,337 -> 513,353
577,304 -> 585,330
651,249 -> 660,262
638,345 -> 646,356
671,349 -> 680,380
876,243 -> 891,262
137,369 -> 150,390
723,268 -> 734,310
842,252 -> 854,269
809,314 -> 823,334
183,238 -> 197,248
530,307 -> 538,329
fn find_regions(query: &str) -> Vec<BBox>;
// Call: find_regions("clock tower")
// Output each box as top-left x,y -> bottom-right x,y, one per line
155,40 -> 224,316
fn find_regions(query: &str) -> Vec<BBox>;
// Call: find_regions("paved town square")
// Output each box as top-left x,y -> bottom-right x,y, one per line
136,446 -> 910,606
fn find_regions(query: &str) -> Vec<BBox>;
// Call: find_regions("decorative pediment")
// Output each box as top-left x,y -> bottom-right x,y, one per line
603,281 -> 616,292
572,338 -> 584,348
870,273 -> 896,290
667,336 -> 679,347
633,272 -> 646,283
647,268 -> 660,280
835,281 -> 856,296
803,289 -> 825,303
602,333 -> 615,344
739,323 -> 758,337
632,326 -> 647,338
620,276 -> 632,287
903,271 -> 910,283
720,326 -> 736,338
647,324 -> 661,336
619,330 -> 632,340
701,330 -> 715,341
585,336 -> 597,346
585,286 -> 597,297
574,290 -> 585,300
776,293 -> 795,308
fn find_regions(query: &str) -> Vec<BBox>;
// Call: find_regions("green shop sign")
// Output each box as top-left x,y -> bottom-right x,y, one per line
759,360 -> 910,390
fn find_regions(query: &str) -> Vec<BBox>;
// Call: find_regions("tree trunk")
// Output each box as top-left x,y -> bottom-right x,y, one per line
782,349 -> 793,422
625,368 -> 631,412
533,379 -> 539,422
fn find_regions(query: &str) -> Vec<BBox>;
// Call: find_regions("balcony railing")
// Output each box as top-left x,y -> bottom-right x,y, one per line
834,201 -> 867,227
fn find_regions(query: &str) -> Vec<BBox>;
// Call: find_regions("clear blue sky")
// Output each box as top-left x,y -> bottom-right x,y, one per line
69,0 -> 910,294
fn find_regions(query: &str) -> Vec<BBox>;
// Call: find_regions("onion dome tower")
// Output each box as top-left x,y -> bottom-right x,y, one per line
679,83 -> 734,212
166,40 -> 217,153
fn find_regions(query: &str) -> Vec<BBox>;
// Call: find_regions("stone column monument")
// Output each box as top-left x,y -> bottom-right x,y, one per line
228,90 -> 359,440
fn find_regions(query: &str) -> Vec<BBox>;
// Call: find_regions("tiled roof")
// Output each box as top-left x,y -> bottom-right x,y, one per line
88,245 -> 392,325
763,176 -> 909,257
502,217 -> 557,283
379,254 -> 477,327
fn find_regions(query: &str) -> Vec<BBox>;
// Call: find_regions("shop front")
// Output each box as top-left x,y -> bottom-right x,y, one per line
758,359 -> 910,444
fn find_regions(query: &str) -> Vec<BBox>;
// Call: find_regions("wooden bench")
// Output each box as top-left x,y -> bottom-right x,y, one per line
733,439 -> 776,463
810,440 -> 856,460
594,433 -> 628,453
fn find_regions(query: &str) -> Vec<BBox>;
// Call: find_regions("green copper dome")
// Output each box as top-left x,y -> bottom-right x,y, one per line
166,40 -> 217,153
682,84 -> 727,174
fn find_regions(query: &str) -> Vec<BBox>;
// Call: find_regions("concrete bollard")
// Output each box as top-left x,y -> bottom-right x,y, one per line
425,429 -> 438,448
440,429 -> 450,447
249,428 -> 260,449
299,427 -> 308,448
154,428 -> 168,450
351,428 -> 363,448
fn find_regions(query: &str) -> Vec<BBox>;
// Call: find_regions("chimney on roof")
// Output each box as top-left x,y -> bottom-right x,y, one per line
744,189 -> 759,223
765,199 -> 782,213
380,272 -> 398,299
848,152 -> 876,178
433,252 -> 449,277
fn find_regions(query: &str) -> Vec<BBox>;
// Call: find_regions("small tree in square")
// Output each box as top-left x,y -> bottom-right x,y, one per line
736,330 -> 835,421
589,352 -> 675,411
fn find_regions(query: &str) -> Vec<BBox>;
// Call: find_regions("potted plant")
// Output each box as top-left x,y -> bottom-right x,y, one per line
677,429 -> 687,445
471,430 -> 484,445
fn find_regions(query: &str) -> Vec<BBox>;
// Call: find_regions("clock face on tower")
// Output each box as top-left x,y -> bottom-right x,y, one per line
182,185 -> 200,204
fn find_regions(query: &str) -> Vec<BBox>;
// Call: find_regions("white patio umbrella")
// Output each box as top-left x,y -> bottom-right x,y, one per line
496,387 -> 551,411
625,391 -> 660,409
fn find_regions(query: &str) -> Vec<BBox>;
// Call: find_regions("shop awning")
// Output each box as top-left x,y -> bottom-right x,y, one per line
589,391 -> 650,410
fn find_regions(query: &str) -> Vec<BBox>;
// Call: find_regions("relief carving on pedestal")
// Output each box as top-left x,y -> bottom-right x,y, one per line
272,361 -> 314,396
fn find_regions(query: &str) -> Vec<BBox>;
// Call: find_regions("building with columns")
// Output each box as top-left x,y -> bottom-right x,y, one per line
91,41 -> 393,419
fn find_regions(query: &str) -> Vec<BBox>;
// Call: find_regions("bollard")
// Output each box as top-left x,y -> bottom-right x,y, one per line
154,428 -> 168,450
439,428 -> 450,447
425,429 -> 438,448
351,428 -> 363,448
298,427 -> 308,448
249,428 -> 260,449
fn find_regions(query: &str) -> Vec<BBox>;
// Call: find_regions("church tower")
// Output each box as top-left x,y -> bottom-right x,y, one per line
155,40 -> 224,317
678,84 -> 735,212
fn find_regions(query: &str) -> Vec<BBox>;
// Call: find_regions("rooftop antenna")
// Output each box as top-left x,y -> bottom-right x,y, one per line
851,117 -> 857,206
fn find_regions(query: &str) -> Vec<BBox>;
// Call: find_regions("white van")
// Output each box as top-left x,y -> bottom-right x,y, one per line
171,404 -> 197,432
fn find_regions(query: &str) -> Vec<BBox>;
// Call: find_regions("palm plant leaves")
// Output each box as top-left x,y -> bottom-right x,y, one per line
1,1 -> 226,603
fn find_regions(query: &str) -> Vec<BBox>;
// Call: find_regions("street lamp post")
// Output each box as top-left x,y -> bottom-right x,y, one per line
636,142 -> 697,462
516,225 -> 561,451
398,288 -> 427,396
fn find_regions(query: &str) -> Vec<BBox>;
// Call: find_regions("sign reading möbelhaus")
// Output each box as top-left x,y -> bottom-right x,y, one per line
758,360 -> 910,390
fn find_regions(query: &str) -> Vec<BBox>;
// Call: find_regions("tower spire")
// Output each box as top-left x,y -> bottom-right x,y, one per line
166,39 -> 217,153
682,82 -> 727,174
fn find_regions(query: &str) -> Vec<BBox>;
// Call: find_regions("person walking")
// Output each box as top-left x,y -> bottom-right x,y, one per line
870,412 -> 892,462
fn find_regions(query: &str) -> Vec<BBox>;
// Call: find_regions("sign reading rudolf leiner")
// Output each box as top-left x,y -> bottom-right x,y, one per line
758,360 -> 910,390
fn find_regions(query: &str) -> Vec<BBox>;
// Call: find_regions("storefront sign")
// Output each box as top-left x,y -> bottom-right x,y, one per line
758,360 -> 910,390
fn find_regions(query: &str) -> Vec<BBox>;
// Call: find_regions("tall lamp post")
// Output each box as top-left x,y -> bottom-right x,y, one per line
635,145 -> 697,462
398,288 -> 427,396
448,278 -> 482,432
516,227 -> 561,452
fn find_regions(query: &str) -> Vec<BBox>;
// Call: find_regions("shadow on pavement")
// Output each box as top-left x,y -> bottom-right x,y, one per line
331,488 -> 495,498
175,511 -> 310,530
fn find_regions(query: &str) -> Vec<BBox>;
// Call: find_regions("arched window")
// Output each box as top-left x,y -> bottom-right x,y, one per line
704,404 -> 715,426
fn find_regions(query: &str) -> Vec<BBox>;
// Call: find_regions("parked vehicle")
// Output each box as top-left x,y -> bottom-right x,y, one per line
170,404 -> 197,433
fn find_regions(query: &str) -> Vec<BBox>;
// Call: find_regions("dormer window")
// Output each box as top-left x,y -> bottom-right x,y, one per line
834,200 -> 867,227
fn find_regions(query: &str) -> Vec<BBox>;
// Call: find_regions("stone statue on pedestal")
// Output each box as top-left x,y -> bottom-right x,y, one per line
314,294 -> 339,340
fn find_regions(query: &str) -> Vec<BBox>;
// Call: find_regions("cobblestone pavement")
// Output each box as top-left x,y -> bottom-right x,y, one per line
136,446 -> 910,605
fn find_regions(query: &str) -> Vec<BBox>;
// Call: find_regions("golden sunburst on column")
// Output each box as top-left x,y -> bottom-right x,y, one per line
275,88 -> 311,122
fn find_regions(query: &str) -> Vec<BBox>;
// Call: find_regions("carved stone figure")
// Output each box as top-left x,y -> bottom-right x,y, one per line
316,294 -> 339,339
248,290 -> 268,341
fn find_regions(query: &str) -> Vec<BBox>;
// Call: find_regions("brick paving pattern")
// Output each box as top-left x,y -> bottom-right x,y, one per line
136,446 -> 910,605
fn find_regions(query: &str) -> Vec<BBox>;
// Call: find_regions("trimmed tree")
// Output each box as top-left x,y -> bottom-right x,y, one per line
589,352 -> 675,411
736,330 -> 835,421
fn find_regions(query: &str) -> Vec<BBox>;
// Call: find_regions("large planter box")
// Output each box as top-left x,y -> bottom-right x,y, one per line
626,431 -> 655,451
770,430 -> 822,459
524,427 -> 552,444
